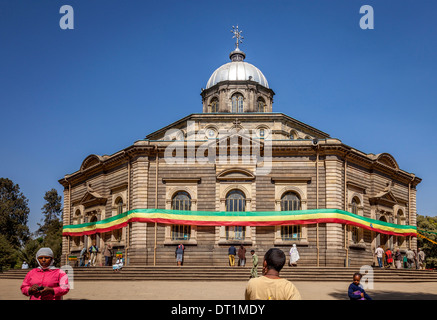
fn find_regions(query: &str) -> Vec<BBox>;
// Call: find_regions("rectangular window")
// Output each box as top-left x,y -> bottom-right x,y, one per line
171,225 -> 191,240
281,200 -> 300,211
226,226 -> 245,240
226,198 -> 245,212
351,226 -> 359,244
281,225 -> 302,241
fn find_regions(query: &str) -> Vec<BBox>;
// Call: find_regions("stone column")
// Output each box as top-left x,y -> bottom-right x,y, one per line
61,186 -> 71,265
129,155 -> 149,265
324,156 -> 345,266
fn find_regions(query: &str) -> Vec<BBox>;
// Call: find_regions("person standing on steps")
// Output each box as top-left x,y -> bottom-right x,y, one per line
237,244 -> 246,267
375,245 -> 384,268
394,248 -> 403,269
228,245 -> 237,267
103,243 -> 113,266
250,249 -> 258,278
89,243 -> 99,267
418,248 -> 426,270
175,243 -> 185,266
289,244 -> 300,267
385,248 -> 393,269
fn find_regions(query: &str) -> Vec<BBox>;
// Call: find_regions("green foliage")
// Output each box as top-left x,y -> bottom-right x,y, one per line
36,189 -> 63,267
0,182 -> 64,270
417,215 -> 437,269
0,234 -> 16,270
0,178 -> 30,248
16,238 -> 43,269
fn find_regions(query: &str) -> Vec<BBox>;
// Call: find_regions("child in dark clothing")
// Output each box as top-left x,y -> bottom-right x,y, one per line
348,272 -> 372,300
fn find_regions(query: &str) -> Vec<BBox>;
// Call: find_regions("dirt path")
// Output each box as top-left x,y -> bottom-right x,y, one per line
2,279 -> 437,300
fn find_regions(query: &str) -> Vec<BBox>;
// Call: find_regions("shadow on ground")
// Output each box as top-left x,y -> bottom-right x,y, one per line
329,290 -> 437,300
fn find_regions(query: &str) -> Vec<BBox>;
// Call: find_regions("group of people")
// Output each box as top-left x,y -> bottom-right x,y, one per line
20,245 -> 368,301
19,243 -> 428,300
374,245 -> 426,270
78,243 -> 99,267
77,243 -> 124,272
228,244 -> 300,268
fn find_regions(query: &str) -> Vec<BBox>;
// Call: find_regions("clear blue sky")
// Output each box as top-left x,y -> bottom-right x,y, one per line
0,0 -> 436,233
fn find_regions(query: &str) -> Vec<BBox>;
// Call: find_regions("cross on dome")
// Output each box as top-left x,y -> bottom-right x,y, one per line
231,25 -> 244,49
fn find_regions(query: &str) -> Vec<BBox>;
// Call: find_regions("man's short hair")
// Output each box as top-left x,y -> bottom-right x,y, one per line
264,248 -> 286,272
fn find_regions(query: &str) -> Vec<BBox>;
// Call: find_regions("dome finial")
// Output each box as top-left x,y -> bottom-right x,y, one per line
230,25 -> 246,62
231,25 -> 243,49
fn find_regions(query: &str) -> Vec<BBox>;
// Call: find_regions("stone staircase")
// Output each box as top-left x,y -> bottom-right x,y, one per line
2,266 -> 437,282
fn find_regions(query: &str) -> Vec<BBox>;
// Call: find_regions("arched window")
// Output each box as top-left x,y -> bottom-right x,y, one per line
350,197 -> 360,244
280,192 -> 301,211
280,192 -> 302,241
226,190 -> 246,212
226,190 -> 246,240
172,191 -> 192,211
257,98 -> 266,112
397,209 -> 405,248
209,98 -> 219,113
231,93 -> 244,113
171,192 -> 191,240
113,198 -> 124,241
116,198 -> 123,215
74,209 -> 81,225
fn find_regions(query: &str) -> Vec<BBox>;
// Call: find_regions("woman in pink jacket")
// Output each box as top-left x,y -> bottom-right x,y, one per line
20,247 -> 70,300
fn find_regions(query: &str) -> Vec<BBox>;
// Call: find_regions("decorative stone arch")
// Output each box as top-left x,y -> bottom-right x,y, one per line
289,129 -> 298,140
80,154 -> 103,171
208,95 -> 220,113
376,153 -> 399,170
72,205 -> 84,225
221,184 -> 251,204
393,205 -> 406,225
229,90 -> 246,113
203,124 -> 219,139
217,168 -> 255,182
275,185 -> 307,211
255,95 -> 267,112
255,124 -> 271,139
348,192 -> 364,211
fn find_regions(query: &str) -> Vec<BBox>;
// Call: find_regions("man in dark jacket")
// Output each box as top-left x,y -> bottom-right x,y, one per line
175,244 -> 185,266
228,245 -> 237,266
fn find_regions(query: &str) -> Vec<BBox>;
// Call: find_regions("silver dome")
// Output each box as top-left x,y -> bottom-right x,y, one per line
206,61 -> 269,89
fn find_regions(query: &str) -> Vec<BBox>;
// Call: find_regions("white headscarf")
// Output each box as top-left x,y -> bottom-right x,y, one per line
36,247 -> 56,270
289,244 -> 300,263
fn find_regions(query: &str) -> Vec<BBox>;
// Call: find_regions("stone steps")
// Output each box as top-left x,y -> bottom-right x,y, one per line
2,266 -> 437,282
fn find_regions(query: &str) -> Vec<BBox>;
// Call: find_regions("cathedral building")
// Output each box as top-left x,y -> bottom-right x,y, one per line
60,28 -> 420,267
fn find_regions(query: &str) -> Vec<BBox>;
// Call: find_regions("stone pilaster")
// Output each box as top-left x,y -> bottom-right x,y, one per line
128,156 -> 149,264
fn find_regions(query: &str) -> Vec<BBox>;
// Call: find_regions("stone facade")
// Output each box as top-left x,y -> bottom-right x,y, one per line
60,47 -> 421,268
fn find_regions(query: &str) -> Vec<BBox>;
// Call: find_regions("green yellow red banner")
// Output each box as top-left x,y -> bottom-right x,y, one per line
62,208 -> 417,237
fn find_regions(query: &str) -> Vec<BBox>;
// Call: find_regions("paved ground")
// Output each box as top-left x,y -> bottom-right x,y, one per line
2,279 -> 437,300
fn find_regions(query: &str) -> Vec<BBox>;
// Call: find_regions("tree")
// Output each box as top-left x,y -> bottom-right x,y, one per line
417,214 -> 437,269
17,238 -> 42,269
0,234 -> 16,270
37,189 -> 63,266
0,178 -> 30,248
